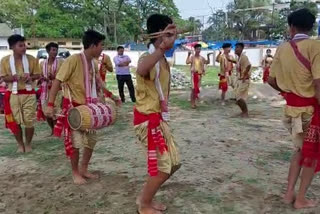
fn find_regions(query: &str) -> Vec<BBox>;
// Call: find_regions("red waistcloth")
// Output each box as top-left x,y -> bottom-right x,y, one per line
133,108 -> 168,176
263,67 -> 270,83
284,92 -> 320,173
218,75 -> 228,92
100,71 -> 106,82
192,72 -> 201,99
36,88 -> 46,121
54,98 -> 80,158
4,90 -> 35,134
99,54 -> 106,82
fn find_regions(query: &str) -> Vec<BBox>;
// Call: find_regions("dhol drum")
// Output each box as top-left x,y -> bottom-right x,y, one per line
67,99 -> 116,131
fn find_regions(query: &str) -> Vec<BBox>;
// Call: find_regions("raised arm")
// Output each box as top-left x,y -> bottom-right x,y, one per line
216,51 -> 222,63
186,52 -> 193,65
205,53 -> 212,65
136,24 -> 176,77
136,49 -> 166,77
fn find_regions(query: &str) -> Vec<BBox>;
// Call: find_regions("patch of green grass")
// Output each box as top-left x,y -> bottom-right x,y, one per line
0,143 -> 19,157
179,189 -> 222,205
245,178 -> 259,184
256,157 -> 268,167
271,150 -> 292,162
219,205 -> 237,214
174,65 -> 219,87
170,95 -> 191,110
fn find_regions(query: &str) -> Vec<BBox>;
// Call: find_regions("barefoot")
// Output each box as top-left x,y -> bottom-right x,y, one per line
294,198 -> 317,209
221,101 -> 226,106
136,198 -> 167,211
25,145 -> 32,153
81,171 -> 99,179
191,104 -> 196,109
282,192 -> 295,204
137,207 -> 163,214
17,145 -> 25,153
230,113 -> 243,118
150,201 -> 167,211
240,112 -> 249,118
73,174 -> 87,185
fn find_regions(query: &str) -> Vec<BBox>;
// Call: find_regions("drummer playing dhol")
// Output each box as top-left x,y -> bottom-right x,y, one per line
46,30 -> 108,185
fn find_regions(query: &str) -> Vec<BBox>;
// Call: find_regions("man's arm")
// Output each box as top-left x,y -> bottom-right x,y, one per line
105,55 -> 113,72
205,53 -> 212,65
268,77 -> 283,92
314,79 -> 320,105
137,49 -> 165,76
136,24 -> 176,77
226,55 -> 237,64
242,64 -> 251,80
48,79 -> 61,103
216,51 -> 222,63
186,52 -> 192,64
2,75 -> 15,83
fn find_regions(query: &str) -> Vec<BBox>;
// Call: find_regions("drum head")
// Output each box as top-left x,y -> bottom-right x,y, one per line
68,108 -> 82,130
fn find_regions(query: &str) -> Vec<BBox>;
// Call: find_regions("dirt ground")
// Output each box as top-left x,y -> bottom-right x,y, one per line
0,83 -> 320,214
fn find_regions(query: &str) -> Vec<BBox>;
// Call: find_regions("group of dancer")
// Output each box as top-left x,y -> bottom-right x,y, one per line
187,41 -> 252,117
0,8 -> 320,213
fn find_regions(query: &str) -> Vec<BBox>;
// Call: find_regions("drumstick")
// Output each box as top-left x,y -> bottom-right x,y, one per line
140,29 -> 189,40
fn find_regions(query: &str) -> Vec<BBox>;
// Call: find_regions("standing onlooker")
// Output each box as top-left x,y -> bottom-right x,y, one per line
113,46 -> 136,103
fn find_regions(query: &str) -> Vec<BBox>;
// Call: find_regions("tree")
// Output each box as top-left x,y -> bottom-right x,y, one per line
0,0 -> 190,46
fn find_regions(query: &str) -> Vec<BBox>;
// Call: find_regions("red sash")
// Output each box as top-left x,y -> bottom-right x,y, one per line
263,67 -> 270,83
192,72 -> 200,99
54,98 -> 80,158
99,54 -> 106,82
4,89 -> 35,134
36,88 -> 46,121
218,75 -> 228,92
288,39 -> 320,172
133,108 -> 168,176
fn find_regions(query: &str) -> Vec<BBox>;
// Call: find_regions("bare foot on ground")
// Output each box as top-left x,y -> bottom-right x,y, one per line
25,145 -> 32,153
17,145 -> 25,153
294,198 -> 317,209
137,207 -> 163,214
282,192 -> 295,204
80,171 -> 99,179
73,174 -> 87,185
136,198 -> 167,211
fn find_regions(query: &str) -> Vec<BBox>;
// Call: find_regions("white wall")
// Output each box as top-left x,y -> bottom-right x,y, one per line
0,38 -> 9,50
0,47 -> 278,67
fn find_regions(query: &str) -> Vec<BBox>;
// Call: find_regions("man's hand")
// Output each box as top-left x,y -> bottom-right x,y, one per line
159,24 -> 177,51
21,74 -> 32,83
46,106 -> 54,118
48,73 -> 54,80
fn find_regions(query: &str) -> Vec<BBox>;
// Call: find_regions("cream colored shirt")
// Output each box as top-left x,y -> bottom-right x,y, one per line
135,53 -> 170,114
0,54 -> 41,90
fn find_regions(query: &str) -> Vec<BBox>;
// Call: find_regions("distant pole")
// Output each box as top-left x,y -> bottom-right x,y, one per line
113,11 -> 117,44
272,3 -> 275,26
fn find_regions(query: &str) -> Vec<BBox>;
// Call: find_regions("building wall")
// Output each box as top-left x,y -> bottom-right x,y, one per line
26,38 -> 83,50
0,48 -> 276,68
0,38 -> 9,50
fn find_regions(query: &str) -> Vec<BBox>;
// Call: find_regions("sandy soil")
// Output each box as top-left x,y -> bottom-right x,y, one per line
0,83 -> 319,214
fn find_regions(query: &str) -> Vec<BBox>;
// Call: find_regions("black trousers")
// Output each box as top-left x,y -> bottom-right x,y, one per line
116,74 -> 136,102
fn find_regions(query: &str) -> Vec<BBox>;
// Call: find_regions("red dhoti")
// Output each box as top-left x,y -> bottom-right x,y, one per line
192,72 -> 201,99
263,67 -> 270,83
284,92 -> 320,173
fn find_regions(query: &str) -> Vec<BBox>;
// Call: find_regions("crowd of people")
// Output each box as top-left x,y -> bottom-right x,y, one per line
0,8 -> 320,214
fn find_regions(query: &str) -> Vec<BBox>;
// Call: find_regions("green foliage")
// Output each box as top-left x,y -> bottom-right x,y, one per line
203,0 -> 318,41
0,0 -> 193,45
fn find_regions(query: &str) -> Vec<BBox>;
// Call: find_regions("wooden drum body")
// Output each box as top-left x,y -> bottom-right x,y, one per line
68,101 -> 116,131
